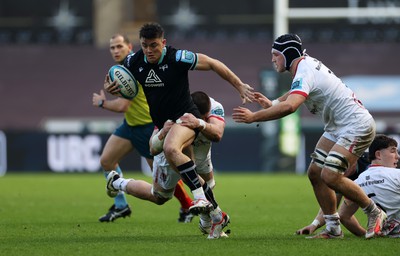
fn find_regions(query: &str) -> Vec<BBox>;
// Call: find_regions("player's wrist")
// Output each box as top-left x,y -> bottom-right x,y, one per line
151,129 -> 164,152
311,219 -> 320,227
98,99 -> 105,108
271,99 -> 280,106
198,119 -> 206,131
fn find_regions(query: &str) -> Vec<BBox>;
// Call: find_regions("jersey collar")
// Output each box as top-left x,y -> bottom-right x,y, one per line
119,50 -> 134,64
144,47 -> 166,65
369,164 -> 382,167
292,56 -> 305,78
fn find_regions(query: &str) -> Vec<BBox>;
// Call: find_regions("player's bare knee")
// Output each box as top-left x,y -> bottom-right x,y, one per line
100,156 -> 115,170
163,144 -> 179,159
321,170 -> 343,190
308,148 -> 327,183
151,187 -> 173,205
307,165 -> 321,184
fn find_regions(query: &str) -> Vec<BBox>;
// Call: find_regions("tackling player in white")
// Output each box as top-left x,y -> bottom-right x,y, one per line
106,91 -> 230,239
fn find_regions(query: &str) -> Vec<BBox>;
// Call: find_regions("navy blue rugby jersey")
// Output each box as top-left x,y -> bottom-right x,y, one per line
124,46 -> 201,128
348,152 -> 370,181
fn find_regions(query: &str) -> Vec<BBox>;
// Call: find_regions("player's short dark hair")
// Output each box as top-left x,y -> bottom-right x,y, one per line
110,33 -> 131,45
368,134 -> 398,161
191,91 -> 211,116
139,23 -> 164,39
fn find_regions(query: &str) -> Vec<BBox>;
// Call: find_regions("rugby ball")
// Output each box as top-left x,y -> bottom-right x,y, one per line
108,65 -> 139,100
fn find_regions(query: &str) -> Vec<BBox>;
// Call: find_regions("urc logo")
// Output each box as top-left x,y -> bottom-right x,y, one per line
47,135 -> 102,172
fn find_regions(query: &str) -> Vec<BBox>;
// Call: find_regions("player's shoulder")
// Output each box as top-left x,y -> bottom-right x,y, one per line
357,165 -> 398,180
168,46 -> 197,65
384,167 -> 400,178
210,97 -> 225,118
161,46 -> 177,59
291,56 -> 324,91
296,55 -> 318,72
210,97 -> 223,109
125,50 -> 144,66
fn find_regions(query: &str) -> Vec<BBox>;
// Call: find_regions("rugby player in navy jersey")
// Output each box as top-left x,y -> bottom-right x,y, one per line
104,22 -> 253,239
93,34 -> 194,223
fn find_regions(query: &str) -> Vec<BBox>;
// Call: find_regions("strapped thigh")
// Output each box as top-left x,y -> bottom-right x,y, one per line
151,186 -> 174,201
310,148 -> 328,168
324,151 -> 349,174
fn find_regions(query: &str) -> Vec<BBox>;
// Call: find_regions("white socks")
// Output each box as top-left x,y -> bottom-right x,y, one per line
362,199 -> 378,214
112,177 -> 133,192
210,207 -> 223,223
206,179 -> 216,190
192,187 -> 207,201
324,213 -> 341,235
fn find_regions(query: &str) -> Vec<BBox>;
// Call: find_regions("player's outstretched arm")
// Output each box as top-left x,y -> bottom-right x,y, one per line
254,92 -> 273,109
232,106 -> 256,124
233,93 -> 305,123
92,89 -> 130,113
253,91 -> 292,109
177,113 -> 225,142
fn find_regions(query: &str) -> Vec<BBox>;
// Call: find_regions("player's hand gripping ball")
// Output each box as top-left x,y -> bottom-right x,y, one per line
108,65 -> 139,100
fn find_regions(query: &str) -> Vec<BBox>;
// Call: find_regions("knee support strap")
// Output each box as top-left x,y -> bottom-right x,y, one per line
151,186 -> 173,202
325,151 -> 349,173
310,148 -> 328,168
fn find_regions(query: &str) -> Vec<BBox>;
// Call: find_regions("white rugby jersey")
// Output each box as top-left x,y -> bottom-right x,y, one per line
355,165 -> 400,220
192,97 -> 225,165
290,55 -> 372,132
154,97 -> 224,167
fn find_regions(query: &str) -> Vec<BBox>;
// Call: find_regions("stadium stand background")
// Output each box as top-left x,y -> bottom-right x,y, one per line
1,0 -> 400,173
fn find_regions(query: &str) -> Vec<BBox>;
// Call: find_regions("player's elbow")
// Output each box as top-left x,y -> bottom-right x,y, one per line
211,132 -> 224,142
281,102 -> 298,115
205,129 -> 224,142
214,135 -> 223,143
118,104 -> 130,112
208,135 -> 222,143
115,99 -> 131,112
150,147 -> 162,156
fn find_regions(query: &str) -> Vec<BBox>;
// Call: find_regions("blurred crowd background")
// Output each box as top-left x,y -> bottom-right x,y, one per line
1,0 -> 399,175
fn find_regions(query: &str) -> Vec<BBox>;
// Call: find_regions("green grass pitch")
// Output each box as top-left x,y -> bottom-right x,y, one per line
1,172 -> 399,256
